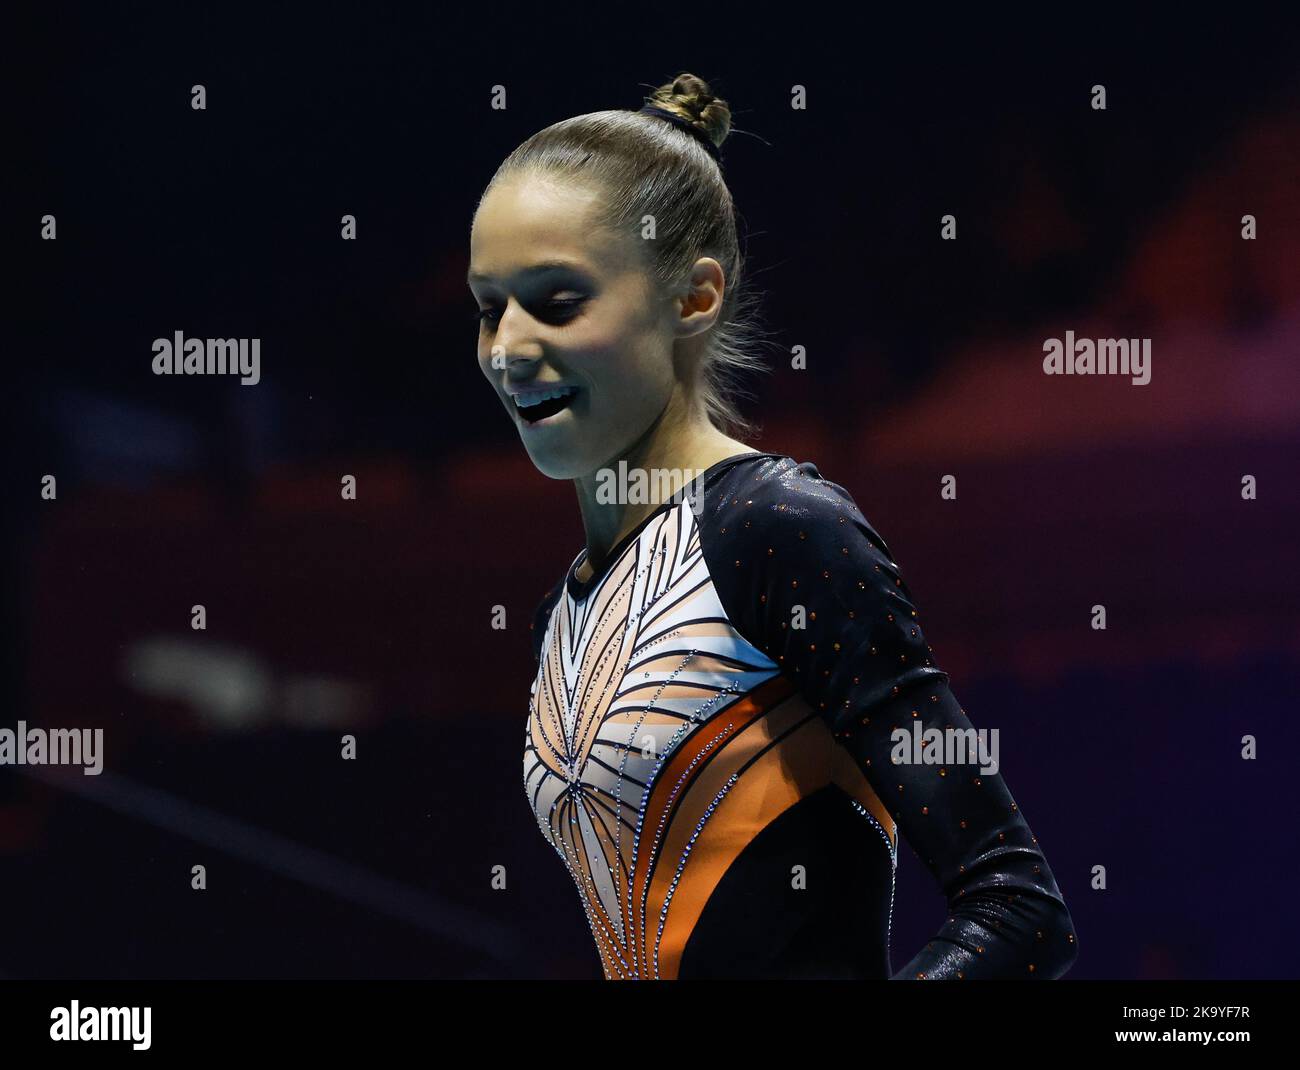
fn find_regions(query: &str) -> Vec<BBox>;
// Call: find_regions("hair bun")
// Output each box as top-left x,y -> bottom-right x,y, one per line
644,72 -> 732,151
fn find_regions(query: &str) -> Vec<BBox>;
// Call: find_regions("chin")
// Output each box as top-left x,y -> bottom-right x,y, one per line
519,438 -> 591,481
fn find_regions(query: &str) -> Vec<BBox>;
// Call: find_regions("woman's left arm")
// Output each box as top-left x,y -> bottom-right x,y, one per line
839,676 -> 1079,979
699,461 -> 1079,979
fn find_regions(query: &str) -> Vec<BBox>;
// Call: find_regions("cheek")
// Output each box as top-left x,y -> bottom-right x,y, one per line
578,313 -> 673,393
581,345 -> 671,413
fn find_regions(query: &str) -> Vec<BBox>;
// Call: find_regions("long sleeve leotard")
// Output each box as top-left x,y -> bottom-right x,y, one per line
523,451 -> 1078,979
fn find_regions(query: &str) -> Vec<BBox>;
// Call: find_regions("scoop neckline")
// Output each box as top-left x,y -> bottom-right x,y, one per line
564,450 -> 787,600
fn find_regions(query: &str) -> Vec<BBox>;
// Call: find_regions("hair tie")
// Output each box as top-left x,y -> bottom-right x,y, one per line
637,104 -> 723,163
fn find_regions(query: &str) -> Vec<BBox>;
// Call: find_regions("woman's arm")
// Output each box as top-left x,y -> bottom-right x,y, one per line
697,456 -> 1078,978
838,678 -> 1078,979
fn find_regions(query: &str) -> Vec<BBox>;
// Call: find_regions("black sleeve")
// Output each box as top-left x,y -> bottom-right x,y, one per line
698,460 -> 1079,979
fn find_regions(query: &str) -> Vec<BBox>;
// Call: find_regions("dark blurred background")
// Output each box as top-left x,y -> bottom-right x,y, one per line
6,7 -> 1299,978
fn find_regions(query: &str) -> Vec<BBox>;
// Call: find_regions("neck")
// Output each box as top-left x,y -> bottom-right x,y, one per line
572,386 -> 755,575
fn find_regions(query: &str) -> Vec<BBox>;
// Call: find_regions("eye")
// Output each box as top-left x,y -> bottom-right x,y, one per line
472,297 -> 586,327
537,297 -> 586,323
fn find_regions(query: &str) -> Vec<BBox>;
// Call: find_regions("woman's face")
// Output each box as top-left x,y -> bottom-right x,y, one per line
468,171 -> 683,480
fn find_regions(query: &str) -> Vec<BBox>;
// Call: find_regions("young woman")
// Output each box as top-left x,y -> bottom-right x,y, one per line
469,73 -> 1078,980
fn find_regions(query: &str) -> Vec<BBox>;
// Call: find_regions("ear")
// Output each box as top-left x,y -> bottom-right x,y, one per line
674,257 -> 725,340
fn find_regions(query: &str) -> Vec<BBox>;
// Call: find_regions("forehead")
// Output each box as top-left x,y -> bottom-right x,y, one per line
469,172 -> 639,283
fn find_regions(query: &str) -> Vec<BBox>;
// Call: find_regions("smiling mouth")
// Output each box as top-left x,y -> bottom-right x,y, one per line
514,385 -> 580,423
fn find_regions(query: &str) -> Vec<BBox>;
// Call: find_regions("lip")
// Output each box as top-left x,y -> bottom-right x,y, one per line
511,384 -> 581,428
518,408 -> 568,429
504,382 -> 577,397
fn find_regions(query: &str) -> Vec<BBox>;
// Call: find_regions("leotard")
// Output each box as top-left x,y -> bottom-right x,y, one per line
523,451 -> 1078,979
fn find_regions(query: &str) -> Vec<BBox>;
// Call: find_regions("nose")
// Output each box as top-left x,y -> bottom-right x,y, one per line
484,299 -> 545,373
494,297 -> 541,353
503,353 -> 540,383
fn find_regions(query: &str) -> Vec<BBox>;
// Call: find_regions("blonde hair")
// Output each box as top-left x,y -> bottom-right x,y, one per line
481,72 -> 773,440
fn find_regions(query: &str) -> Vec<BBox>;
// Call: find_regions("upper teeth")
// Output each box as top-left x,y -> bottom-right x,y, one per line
514,385 -> 577,408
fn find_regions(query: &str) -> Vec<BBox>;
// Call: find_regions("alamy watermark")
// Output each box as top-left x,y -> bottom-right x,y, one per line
1043,332 -> 1150,385
152,330 -> 260,385
891,721 -> 999,775
0,722 -> 103,775
50,1001 -> 150,1050
594,462 -> 707,513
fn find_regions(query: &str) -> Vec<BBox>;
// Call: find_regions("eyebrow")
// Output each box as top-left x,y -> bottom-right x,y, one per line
466,258 -> 591,284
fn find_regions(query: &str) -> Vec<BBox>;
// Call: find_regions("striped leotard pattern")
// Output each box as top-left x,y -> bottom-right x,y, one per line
524,452 -> 1078,979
